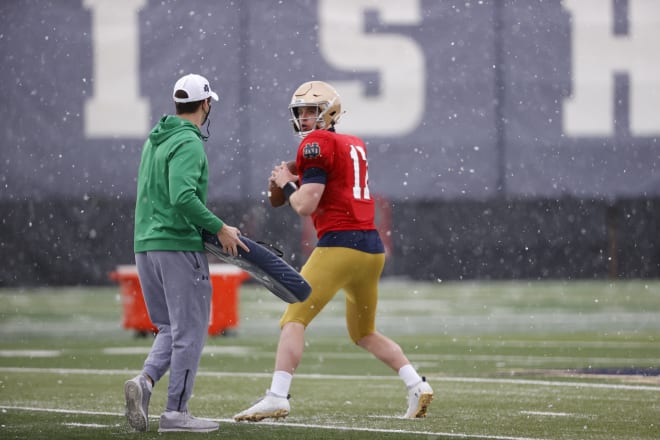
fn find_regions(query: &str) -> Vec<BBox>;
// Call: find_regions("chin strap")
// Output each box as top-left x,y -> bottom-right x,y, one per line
201,107 -> 212,141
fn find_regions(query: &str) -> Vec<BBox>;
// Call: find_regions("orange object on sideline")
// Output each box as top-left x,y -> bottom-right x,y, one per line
109,264 -> 249,336
207,264 -> 250,334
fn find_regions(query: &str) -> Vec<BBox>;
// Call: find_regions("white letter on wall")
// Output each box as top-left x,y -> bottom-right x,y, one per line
319,0 -> 425,136
84,0 -> 149,138
562,0 -> 660,136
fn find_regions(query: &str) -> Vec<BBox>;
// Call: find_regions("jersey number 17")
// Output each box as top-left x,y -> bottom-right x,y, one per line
349,144 -> 371,200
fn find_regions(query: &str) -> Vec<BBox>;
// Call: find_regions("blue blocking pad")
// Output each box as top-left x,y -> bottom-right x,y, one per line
202,230 -> 311,304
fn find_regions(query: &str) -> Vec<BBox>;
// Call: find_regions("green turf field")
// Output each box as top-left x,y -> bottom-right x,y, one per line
1,279 -> 659,439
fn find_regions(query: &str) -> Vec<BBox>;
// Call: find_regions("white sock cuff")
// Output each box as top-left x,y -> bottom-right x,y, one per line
270,370 -> 293,397
398,364 -> 422,388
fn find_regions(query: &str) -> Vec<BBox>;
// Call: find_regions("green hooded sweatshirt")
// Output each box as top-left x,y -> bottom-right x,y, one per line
134,115 -> 223,253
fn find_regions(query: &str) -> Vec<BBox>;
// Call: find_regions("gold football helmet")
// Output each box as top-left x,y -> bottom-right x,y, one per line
289,81 -> 343,138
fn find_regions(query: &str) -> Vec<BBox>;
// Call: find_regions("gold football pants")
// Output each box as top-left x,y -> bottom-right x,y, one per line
280,246 -> 385,343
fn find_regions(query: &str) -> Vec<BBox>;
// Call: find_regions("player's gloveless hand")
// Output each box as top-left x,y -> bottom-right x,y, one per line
272,161 -> 298,188
217,224 -> 250,256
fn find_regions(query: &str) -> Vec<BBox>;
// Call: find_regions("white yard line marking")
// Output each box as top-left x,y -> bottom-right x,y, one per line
475,340 -> 660,349
19,345 -> 656,366
0,367 -> 658,392
0,350 -> 61,357
440,376 -> 660,392
257,418 -> 547,440
0,406 -> 120,416
0,405 -> 547,440
102,345 -> 251,355
63,422 -> 118,428
408,354 -> 660,364
520,411 -> 573,417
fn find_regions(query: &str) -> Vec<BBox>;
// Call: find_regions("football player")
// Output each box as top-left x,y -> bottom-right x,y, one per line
234,81 -> 433,421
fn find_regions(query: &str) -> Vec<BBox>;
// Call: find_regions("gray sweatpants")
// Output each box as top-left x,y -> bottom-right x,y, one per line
135,251 -> 212,413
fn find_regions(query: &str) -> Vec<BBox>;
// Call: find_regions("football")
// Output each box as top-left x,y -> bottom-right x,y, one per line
268,161 -> 298,207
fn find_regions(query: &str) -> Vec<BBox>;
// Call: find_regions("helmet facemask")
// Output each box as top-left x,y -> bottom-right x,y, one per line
289,102 -> 332,138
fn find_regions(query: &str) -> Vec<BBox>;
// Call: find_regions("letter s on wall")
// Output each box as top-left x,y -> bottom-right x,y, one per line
318,0 -> 426,137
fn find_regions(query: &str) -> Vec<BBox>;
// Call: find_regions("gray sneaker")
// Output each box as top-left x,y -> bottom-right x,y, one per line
158,411 -> 219,433
124,374 -> 151,431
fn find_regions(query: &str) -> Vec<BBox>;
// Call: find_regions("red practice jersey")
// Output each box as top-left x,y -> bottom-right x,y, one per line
295,129 -> 376,238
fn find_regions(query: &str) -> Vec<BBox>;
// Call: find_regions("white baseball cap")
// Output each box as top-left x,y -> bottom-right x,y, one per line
172,73 -> 219,103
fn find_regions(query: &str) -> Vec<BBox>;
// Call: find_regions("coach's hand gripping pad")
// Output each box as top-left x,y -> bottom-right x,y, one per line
202,230 -> 311,303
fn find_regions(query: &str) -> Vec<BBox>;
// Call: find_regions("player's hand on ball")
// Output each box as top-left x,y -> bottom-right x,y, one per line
268,161 -> 298,207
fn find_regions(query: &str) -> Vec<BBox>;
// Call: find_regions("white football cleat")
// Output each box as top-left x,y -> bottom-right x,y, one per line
234,390 -> 290,422
404,377 -> 433,418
